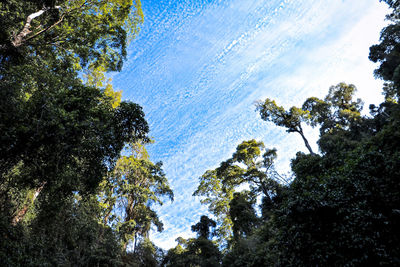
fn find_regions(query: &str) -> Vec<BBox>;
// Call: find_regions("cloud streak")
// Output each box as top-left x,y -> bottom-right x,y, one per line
113,0 -> 389,250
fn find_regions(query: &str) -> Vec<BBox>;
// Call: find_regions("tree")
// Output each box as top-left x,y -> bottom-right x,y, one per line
0,1 -> 151,265
0,63 -> 149,224
251,82 -> 398,265
163,216 -> 221,267
162,237 -> 189,267
194,140 -> 284,246
0,0 -> 148,225
123,238 -> 164,267
0,71 -> 149,223
302,83 -> 363,133
256,98 -> 315,154
193,169 -> 235,246
0,0 -> 143,72
100,140 -> 174,252
191,215 -> 217,239
257,83 -> 363,155
229,192 -> 258,240
369,0 -> 400,93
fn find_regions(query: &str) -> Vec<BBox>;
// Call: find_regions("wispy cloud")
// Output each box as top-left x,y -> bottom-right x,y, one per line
113,0 -> 389,250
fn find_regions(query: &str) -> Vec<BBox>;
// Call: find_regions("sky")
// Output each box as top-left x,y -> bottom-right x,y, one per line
112,0 -> 390,249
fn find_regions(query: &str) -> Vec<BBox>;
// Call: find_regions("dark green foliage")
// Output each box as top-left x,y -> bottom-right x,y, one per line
163,216 -> 221,267
370,1 -> 400,96
191,215 -> 217,239
222,63 -> 399,267
0,1 -> 175,266
218,96 -> 400,266
0,56 -> 149,199
122,238 -> 164,267
0,196 -> 123,266
229,192 -> 258,240
273,108 -> 400,265
0,0 -> 143,71
2,0 -> 400,266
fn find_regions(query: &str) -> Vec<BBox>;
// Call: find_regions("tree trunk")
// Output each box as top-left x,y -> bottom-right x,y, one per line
12,182 -> 46,225
297,128 -> 315,155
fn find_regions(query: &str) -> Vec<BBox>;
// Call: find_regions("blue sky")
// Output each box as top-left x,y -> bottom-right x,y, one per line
113,0 -> 389,249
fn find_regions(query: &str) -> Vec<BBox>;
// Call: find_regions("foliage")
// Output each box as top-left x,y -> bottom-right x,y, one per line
2,0 -> 400,266
229,192 -> 259,241
0,0 -> 174,266
122,238 -> 165,267
218,73 -> 399,266
192,6 -> 400,262
99,140 -> 174,251
256,98 -> 314,154
194,139 -> 283,247
0,0 -> 143,72
162,216 -> 221,267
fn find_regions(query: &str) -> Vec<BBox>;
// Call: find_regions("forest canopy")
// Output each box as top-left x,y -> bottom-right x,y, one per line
1,0 -> 399,266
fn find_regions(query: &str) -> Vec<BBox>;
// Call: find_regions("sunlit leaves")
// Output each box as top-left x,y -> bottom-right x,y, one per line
99,140 -> 173,250
194,139 -> 283,246
1,0 -> 143,72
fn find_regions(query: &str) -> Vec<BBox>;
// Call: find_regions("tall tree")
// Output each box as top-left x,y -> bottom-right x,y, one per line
0,0 -> 147,225
194,139 -> 284,246
256,82 -> 363,155
0,1 -> 151,265
229,192 -> 258,241
100,141 -> 174,252
370,0 -> 400,92
256,99 -> 315,154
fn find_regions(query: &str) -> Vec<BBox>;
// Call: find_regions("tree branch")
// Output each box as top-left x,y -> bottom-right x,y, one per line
12,7 -> 59,47
11,1 -> 90,48
24,2 -> 88,44
297,124 -> 315,155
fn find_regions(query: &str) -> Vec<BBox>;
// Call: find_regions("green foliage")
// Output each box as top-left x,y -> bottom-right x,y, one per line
229,192 -> 258,240
256,98 -> 310,134
163,216 -> 221,267
1,195 -> 124,266
0,0 -> 175,265
256,98 -> 314,154
370,0 -> 400,97
221,89 -> 399,266
0,62 -> 149,196
191,215 -> 217,239
194,15 -> 400,262
0,0 -> 143,72
123,238 -> 164,267
194,140 -> 283,246
3,0 -> 400,266
99,141 -> 174,251
193,169 -> 235,245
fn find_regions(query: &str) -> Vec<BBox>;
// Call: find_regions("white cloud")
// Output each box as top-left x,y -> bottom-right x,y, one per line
114,0 -> 390,250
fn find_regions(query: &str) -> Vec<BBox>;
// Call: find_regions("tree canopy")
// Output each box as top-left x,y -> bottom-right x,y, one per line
1,0 -> 400,266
